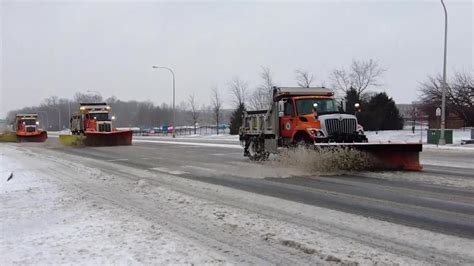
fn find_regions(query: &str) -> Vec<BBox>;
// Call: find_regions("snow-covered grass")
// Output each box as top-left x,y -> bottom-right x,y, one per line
365,128 -> 472,145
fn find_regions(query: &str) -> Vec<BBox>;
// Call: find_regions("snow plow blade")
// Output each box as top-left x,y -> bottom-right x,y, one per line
59,130 -> 132,146
315,142 -> 423,171
16,131 -> 48,143
84,130 -> 133,146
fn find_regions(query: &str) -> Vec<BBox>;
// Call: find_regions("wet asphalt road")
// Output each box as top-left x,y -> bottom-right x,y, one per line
42,135 -> 474,239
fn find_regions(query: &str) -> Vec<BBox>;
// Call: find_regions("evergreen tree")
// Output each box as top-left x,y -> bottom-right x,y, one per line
344,87 -> 361,114
229,103 -> 246,135
362,92 -> 403,131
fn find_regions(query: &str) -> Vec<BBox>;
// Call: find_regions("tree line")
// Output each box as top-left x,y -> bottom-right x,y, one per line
6,92 -> 231,131
8,59 -> 471,132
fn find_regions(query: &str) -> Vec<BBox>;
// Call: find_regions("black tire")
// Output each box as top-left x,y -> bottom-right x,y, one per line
245,137 -> 269,161
293,134 -> 313,149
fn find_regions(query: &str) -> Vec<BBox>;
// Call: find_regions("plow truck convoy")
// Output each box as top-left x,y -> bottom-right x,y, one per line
59,102 -> 132,146
15,114 -> 48,142
239,87 -> 422,171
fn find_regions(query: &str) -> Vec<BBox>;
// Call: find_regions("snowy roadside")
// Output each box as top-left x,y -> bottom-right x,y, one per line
0,146 -> 228,264
2,144 -> 474,264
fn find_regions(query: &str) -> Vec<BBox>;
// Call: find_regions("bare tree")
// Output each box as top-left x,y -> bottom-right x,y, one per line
419,71 -> 474,126
330,69 -> 352,93
73,92 -> 102,103
295,69 -> 314,88
330,59 -> 386,98
211,87 -> 223,135
229,77 -> 248,107
249,66 -> 275,110
188,94 -> 200,134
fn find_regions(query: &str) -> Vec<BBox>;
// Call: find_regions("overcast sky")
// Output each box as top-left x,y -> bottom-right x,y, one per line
1,0 -> 472,117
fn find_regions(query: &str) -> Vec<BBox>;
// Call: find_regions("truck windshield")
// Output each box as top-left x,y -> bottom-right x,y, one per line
296,99 -> 339,115
23,119 -> 36,125
90,112 -> 110,121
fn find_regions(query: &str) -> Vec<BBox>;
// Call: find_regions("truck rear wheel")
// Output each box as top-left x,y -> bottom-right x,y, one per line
245,138 -> 269,161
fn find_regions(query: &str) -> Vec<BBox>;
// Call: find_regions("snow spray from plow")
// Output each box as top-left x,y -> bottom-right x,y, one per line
314,143 -> 422,171
272,143 -> 422,172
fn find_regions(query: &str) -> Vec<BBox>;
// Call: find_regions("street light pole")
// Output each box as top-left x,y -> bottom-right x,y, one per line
152,66 -> 176,138
439,0 -> 448,145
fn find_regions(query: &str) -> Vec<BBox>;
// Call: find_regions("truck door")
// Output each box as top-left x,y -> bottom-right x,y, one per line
280,99 -> 297,139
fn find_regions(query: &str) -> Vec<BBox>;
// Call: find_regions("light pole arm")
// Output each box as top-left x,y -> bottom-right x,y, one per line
152,66 -> 176,138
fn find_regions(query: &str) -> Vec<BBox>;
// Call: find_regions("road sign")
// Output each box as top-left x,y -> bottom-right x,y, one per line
436,107 -> 441,117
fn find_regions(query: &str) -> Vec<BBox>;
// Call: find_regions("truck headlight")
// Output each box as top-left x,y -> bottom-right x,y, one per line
307,128 -> 325,138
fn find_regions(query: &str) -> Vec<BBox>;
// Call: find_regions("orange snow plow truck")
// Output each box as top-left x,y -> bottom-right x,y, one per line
239,87 -> 422,171
15,114 -> 48,142
60,102 -> 132,146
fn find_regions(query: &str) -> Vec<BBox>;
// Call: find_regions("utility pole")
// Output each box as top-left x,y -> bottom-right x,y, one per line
439,0 -> 448,145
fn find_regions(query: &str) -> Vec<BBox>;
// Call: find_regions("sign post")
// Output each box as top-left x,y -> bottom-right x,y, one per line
436,107 -> 441,129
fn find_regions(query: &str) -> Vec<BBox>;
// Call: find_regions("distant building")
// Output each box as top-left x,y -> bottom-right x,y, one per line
397,103 -> 467,129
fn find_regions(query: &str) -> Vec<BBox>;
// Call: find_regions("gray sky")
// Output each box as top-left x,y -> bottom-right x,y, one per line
1,0 -> 473,117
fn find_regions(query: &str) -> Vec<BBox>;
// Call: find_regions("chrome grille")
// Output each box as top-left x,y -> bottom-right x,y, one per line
98,123 -> 111,132
325,118 -> 357,135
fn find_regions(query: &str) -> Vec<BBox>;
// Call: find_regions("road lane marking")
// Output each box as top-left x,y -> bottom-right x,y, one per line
107,158 -> 129,162
182,165 -> 219,174
210,153 -> 243,156
150,167 -> 189,175
134,139 -> 241,149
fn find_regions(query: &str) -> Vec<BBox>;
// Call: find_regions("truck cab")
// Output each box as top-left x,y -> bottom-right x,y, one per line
278,93 -> 367,145
71,103 -> 114,134
240,87 -> 367,160
15,114 -> 40,135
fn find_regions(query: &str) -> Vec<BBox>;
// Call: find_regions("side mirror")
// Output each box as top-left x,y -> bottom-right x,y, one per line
278,101 -> 284,112
342,101 -> 347,112
313,103 -> 319,118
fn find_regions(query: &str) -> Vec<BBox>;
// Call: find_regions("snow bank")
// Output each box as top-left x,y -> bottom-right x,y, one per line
365,129 -> 472,145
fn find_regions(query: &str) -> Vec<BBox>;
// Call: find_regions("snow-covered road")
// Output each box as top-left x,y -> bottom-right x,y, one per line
2,142 -> 474,264
0,146 -> 231,264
